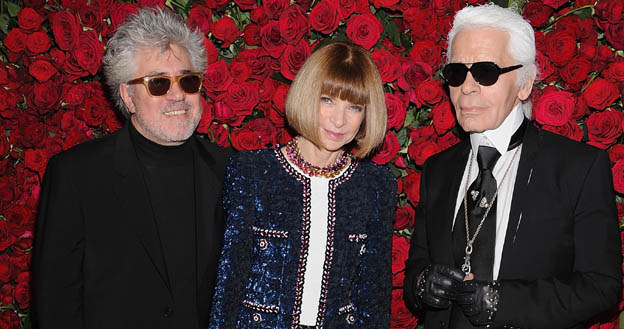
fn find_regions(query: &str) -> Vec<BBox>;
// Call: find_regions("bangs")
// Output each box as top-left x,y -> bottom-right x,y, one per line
320,62 -> 370,106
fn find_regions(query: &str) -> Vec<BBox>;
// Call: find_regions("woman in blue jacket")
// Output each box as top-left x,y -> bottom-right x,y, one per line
209,41 -> 396,329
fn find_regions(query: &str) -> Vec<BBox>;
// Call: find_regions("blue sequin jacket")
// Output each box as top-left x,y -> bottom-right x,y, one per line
209,149 -> 396,329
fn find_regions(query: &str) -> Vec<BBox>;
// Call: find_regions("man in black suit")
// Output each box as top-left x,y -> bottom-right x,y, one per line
32,8 -> 231,329
403,4 -> 621,329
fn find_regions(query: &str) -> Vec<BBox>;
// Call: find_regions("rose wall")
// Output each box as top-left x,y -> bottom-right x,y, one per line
0,0 -> 623,327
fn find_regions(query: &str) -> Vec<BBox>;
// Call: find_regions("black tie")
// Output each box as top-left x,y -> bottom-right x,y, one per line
452,145 -> 500,281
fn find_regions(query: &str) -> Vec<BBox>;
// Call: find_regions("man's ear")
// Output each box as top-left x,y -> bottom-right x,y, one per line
119,84 -> 136,114
517,68 -> 536,101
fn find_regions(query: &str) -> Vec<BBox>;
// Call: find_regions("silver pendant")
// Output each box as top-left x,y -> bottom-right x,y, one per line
470,190 -> 479,201
479,197 -> 489,208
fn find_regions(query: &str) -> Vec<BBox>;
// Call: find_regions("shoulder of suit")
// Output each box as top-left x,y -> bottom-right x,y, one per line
193,134 -> 234,162
50,130 -> 117,166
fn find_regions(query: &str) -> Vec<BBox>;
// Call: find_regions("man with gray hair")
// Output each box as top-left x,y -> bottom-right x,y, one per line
403,4 -> 621,328
33,8 -> 231,329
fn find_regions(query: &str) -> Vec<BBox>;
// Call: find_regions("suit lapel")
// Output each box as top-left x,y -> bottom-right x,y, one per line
433,140 -> 471,265
193,138 -> 221,284
112,123 -> 171,292
498,123 -> 541,278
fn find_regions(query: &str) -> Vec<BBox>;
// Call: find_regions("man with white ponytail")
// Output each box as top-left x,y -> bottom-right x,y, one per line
33,8 -> 231,329
404,4 -> 621,329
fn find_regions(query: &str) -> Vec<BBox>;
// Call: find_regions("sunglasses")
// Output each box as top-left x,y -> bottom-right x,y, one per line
442,62 -> 523,87
127,72 -> 203,97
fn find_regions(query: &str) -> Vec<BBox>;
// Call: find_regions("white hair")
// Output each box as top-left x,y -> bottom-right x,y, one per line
446,3 -> 537,118
102,7 -> 207,118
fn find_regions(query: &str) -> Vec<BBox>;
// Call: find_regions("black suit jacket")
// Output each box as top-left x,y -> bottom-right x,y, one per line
404,124 -> 622,329
32,123 -> 232,329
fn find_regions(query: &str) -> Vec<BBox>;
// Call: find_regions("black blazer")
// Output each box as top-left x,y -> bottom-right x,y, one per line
404,124 -> 622,329
32,123 -> 232,329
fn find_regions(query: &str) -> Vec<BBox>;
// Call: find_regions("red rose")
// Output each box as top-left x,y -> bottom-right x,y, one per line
279,5 -> 309,45
187,5 -> 213,34
408,139 -> 440,166
431,100 -> 456,135
231,127 -> 263,151
534,90 -> 574,126
247,117 -> 277,145
242,23 -> 262,46
0,284 -> 14,305
0,254 -> 15,283
595,0 -> 624,24
309,0 -> 340,34
4,28 -> 28,53
261,20 -> 287,58
392,235 -> 410,282
397,61 -> 432,92
259,78 -> 279,102
346,14 -> 383,50
373,0 -> 398,9
224,80 -> 260,114
536,51 -> 555,81
203,59 -> 233,93
542,120 -> 583,142
371,130 -> 400,165
72,30 -> 104,75
17,8 -> 44,31
0,133 -> 8,158
560,57 -> 591,90
212,16 -> 241,48
62,127 -> 90,150
390,289 -> 418,329
264,0 -> 289,19
50,11 -> 80,51
545,31 -> 576,66
408,9 -> 436,42
438,130 -> 460,150
522,1 -> 553,27
587,110 -> 623,148
401,169 -> 421,206
385,92 -> 407,130
13,281 -> 29,309
612,160 -> 624,194
237,48 -> 274,80
583,78 -> 620,110
609,144 -> 624,164
605,61 -> 624,83
28,80 -> 61,114
416,80 -> 444,107
0,220 -> 18,252
213,101 -> 244,126
208,123 -> 230,147
25,31 -> 51,55
229,61 -> 252,84
275,127 -> 294,145
29,59 -> 58,82
79,5 -> 104,30
394,206 -> 415,231
337,0 -> 357,20
109,3 -> 138,29
204,38 -> 218,64
280,40 -> 311,81
24,149 -> 48,178
409,40 -> 441,71
196,98 -> 215,135
62,0 -> 86,10
604,22 -> 624,53
22,121 -> 46,148
81,96 -> 109,126
371,48 -> 401,83
572,95 -> 589,120
272,83 -> 290,114
408,125 -> 435,145
251,7 -> 269,25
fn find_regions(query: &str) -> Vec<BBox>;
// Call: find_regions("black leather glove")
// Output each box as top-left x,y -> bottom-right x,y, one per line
415,264 -> 465,309
456,279 -> 500,326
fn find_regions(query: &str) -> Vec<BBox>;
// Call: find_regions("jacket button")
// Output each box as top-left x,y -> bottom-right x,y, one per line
252,313 -> 262,322
163,307 -> 173,318
258,238 -> 268,250
440,321 -> 446,328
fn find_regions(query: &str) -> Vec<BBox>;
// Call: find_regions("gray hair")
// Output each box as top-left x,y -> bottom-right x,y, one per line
446,3 -> 537,118
102,7 -> 207,118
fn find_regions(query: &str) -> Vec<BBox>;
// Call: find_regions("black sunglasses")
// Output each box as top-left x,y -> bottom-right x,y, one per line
127,72 -> 203,97
442,62 -> 523,87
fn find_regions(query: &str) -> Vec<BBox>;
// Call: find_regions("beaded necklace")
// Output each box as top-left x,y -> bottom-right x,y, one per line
284,137 -> 349,179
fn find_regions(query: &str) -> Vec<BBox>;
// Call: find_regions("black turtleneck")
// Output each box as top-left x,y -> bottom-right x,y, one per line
129,123 -> 198,328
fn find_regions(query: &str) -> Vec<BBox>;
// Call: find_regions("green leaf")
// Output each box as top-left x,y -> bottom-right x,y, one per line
491,0 -> 508,8
573,7 -> 593,20
0,14 -> 9,35
397,127 -> 407,146
6,1 -> 21,17
508,0 -> 527,11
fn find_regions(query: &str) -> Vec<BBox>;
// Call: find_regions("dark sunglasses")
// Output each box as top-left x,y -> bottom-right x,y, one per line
127,72 -> 203,97
442,62 -> 523,87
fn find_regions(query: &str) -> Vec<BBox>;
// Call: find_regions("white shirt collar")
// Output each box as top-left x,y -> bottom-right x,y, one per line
469,103 -> 525,156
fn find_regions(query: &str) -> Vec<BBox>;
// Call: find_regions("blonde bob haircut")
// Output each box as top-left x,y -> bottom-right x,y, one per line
285,41 -> 387,158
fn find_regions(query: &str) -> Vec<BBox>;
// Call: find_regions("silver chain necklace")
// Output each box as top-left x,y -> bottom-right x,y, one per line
461,146 -> 521,275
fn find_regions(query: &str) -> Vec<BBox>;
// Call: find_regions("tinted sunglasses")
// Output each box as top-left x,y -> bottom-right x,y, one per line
442,62 -> 522,87
127,72 -> 203,97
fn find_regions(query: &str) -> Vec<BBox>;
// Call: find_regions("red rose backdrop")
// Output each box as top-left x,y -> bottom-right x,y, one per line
0,0 -> 623,327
